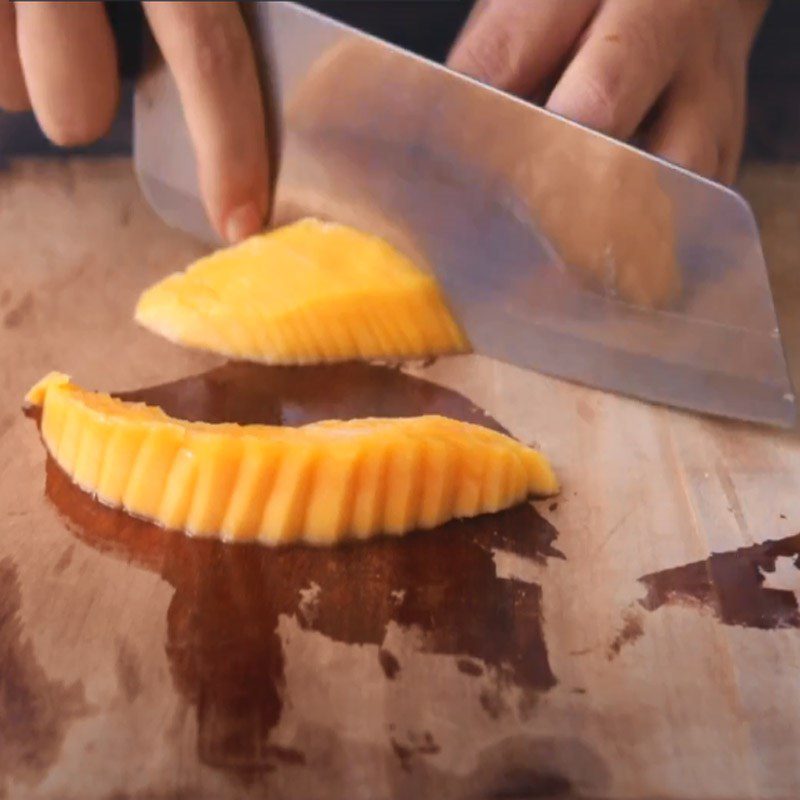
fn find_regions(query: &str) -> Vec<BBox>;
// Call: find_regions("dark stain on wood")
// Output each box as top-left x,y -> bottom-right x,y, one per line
115,639 -> 143,703
479,687 -> 507,720
53,544 -> 75,575
0,556 -> 89,791
3,292 -> 34,329
103,790 -> 199,800
378,648 -> 401,679
391,738 -> 414,772
265,745 -> 306,765
470,733 -> 615,798
390,731 -> 440,772
0,413 -> 16,442
607,607 -> 645,660
640,532 -> 800,629
456,657 -> 483,677
487,769 -> 572,799
417,732 -> 439,754
36,361 -> 562,782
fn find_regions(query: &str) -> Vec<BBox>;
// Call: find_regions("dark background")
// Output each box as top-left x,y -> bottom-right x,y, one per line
0,0 -> 797,162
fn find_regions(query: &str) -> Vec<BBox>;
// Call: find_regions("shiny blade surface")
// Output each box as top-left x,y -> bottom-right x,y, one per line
133,1 -> 795,426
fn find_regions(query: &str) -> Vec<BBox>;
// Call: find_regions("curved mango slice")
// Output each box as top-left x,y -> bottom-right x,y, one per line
135,218 -> 468,363
26,373 -> 558,546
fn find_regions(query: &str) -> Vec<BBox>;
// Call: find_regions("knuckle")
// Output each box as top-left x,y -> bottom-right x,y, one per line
179,6 -> 247,82
457,26 -> 517,86
576,70 -> 623,132
614,14 -> 669,73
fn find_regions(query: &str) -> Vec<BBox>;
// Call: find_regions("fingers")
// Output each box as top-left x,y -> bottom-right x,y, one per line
144,2 -> 269,243
718,100 -> 746,185
547,0 -> 694,139
0,1 -> 29,111
15,2 -> 118,145
447,0 -> 599,99
646,86 -> 722,181
645,68 -> 746,184
643,3 -> 757,184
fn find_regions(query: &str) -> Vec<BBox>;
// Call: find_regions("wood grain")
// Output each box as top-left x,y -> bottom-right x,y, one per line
1,158 -> 800,799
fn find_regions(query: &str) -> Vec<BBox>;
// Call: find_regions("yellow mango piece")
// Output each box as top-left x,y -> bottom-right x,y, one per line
135,218 -> 469,364
25,373 -> 558,546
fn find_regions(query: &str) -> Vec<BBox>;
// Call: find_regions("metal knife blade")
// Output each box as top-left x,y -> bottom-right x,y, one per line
133,1 -> 795,427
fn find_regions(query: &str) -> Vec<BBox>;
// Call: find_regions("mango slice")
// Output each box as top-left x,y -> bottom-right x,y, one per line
135,218 -> 468,363
26,373 -> 558,546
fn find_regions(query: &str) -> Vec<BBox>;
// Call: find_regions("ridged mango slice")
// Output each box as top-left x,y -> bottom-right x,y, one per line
135,218 -> 468,363
26,372 -> 558,546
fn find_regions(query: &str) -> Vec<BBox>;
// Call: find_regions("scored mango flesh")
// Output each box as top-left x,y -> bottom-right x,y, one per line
135,218 -> 468,364
26,373 -> 558,546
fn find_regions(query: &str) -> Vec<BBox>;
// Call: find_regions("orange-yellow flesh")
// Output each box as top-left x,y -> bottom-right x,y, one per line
25,372 -> 558,546
135,218 -> 469,364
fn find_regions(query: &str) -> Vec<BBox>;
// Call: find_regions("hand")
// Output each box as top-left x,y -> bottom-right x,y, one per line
447,0 -> 769,183
0,1 -> 268,243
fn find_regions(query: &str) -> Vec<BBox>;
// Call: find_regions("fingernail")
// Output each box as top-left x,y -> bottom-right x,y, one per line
224,202 -> 262,244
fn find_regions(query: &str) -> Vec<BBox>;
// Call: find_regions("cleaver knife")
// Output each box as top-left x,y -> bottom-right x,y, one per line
133,1 -> 795,427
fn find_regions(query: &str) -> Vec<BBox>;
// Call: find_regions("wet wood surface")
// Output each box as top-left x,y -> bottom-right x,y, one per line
2,158 -> 800,800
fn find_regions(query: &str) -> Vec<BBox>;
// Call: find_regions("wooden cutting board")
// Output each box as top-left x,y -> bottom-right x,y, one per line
2,158 -> 800,800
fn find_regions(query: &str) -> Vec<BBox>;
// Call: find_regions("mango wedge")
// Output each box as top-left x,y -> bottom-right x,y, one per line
135,218 -> 468,363
26,372 -> 558,546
